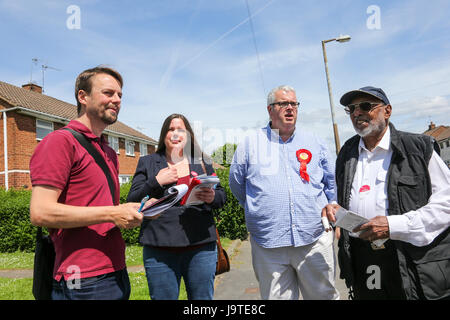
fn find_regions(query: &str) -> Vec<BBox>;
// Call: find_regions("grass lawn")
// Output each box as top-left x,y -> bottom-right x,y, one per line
0,239 -> 232,300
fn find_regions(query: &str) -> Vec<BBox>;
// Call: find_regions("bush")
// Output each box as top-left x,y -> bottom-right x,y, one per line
0,183 -> 141,253
214,168 -> 248,240
0,188 -> 35,253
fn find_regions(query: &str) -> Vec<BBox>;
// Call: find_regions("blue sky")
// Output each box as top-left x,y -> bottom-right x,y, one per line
1,0 -> 449,156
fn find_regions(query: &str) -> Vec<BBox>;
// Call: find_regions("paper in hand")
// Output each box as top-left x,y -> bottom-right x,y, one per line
141,184 -> 188,217
183,175 -> 220,206
335,207 -> 388,247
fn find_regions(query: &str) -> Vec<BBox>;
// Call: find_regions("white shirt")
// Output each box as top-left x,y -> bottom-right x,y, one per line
348,127 -> 450,246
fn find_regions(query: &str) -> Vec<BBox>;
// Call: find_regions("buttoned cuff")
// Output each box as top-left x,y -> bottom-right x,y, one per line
386,215 -> 410,240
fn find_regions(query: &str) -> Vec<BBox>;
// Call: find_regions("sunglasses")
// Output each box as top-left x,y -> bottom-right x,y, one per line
344,102 -> 384,115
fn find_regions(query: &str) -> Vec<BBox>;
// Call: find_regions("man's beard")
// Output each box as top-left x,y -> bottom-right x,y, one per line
101,112 -> 118,125
353,116 -> 386,137
89,105 -> 118,125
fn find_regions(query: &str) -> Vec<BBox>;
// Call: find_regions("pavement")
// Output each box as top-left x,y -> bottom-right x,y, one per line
214,236 -> 349,300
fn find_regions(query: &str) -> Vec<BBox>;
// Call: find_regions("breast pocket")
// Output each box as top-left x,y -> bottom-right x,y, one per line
397,175 -> 427,213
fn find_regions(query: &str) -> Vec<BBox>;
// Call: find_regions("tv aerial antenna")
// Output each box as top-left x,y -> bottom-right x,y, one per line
41,63 -> 61,93
29,58 -> 61,93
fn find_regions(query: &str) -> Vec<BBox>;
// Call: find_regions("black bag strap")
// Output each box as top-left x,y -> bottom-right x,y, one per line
62,128 -> 116,204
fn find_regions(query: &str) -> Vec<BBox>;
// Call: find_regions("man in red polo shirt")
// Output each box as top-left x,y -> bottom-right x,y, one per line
30,66 -> 146,300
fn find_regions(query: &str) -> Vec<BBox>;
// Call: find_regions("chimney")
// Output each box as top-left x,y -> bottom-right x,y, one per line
22,83 -> 42,94
428,121 -> 436,131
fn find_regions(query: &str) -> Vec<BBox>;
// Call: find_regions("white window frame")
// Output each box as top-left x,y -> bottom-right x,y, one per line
108,135 -> 120,154
36,119 -> 54,140
125,139 -> 135,156
119,175 -> 132,185
140,142 -> 148,157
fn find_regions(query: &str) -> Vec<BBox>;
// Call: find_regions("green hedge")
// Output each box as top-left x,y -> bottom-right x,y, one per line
0,188 -> 35,252
0,169 -> 247,252
214,168 -> 247,240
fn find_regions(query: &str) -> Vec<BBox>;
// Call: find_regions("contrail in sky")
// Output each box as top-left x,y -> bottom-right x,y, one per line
175,0 -> 276,73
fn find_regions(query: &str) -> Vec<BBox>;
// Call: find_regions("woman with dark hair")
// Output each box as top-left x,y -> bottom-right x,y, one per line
127,114 -> 226,300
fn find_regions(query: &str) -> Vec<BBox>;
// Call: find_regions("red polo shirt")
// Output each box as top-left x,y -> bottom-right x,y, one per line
30,120 -> 125,281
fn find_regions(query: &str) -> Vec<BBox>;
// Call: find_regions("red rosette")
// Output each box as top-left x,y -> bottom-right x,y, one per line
296,149 -> 312,182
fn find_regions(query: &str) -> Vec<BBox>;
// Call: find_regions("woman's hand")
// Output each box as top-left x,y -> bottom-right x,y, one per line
195,187 -> 215,204
155,167 -> 178,186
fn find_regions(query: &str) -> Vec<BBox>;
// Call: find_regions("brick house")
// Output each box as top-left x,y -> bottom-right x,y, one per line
423,121 -> 450,168
0,80 -> 157,190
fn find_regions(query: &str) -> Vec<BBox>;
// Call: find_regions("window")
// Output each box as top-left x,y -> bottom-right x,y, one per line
140,142 -> 148,157
126,140 -> 135,156
36,119 -> 53,140
108,135 -> 119,153
119,175 -> 132,185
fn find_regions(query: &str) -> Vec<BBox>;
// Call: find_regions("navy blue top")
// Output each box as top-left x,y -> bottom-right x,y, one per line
127,152 -> 226,247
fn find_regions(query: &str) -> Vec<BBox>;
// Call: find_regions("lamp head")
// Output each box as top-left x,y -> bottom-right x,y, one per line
336,34 -> 351,43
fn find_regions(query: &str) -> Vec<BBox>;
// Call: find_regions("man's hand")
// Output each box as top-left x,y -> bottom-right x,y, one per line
112,203 -> 144,229
353,216 -> 390,241
321,203 -> 341,232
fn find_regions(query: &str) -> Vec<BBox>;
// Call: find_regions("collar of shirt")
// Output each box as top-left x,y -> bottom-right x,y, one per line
265,122 -> 296,144
68,120 -> 107,145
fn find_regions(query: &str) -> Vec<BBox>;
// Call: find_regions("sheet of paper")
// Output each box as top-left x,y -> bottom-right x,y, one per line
335,207 -> 388,247
185,177 -> 220,206
141,184 -> 188,217
335,207 -> 369,236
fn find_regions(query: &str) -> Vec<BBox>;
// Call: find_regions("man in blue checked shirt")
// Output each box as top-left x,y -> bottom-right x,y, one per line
229,85 -> 340,300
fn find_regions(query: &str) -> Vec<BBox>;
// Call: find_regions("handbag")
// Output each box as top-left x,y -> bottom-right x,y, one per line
32,227 -> 56,300
215,227 -> 230,275
32,128 -> 117,300
198,159 -> 230,275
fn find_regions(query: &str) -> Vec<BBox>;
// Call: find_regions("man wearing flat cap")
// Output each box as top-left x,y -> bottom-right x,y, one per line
322,86 -> 450,300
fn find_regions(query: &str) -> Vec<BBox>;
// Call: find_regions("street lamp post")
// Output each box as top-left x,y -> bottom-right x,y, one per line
321,34 -> 351,156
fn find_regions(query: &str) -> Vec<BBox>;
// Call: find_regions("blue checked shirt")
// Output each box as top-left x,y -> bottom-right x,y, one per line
229,124 -> 336,248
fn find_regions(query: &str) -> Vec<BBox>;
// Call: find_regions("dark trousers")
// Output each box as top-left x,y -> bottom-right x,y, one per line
51,268 -> 131,300
350,237 -> 406,300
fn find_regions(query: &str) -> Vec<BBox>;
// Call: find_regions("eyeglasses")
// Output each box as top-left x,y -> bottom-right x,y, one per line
344,102 -> 384,115
270,101 -> 300,109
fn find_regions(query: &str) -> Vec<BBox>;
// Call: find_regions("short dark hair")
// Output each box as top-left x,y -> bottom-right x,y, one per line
74,66 -> 123,115
157,114 -> 203,161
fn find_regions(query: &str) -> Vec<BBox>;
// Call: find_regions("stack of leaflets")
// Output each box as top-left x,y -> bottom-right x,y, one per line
140,184 -> 188,217
180,175 -> 220,206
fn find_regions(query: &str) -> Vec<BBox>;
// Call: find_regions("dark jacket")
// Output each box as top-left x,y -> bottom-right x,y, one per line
336,123 -> 449,300
127,152 -> 226,247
